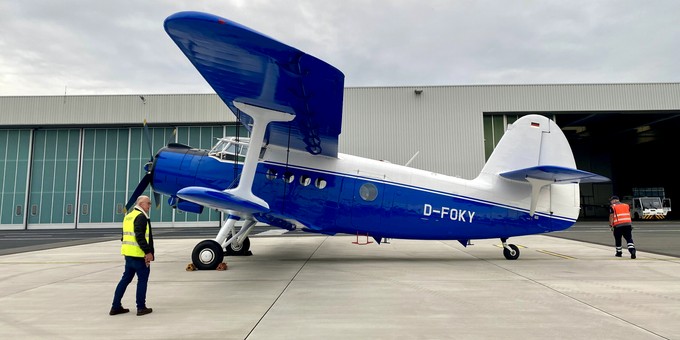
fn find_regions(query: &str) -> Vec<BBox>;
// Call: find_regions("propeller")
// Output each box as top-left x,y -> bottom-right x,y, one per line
125,173 -> 152,212
124,121 -> 175,212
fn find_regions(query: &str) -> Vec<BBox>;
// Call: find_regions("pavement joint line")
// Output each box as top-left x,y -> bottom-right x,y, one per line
536,249 -> 576,259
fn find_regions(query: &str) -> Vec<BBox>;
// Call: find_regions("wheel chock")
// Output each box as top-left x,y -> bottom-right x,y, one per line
216,262 -> 228,271
185,263 -> 197,271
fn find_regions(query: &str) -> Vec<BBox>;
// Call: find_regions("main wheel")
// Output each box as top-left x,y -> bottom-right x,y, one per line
191,240 -> 224,270
225,236 -> 251,256
503,244 -> 520,260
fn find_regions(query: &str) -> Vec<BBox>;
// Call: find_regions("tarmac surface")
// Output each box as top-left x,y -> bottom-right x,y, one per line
1,231 -> 679,339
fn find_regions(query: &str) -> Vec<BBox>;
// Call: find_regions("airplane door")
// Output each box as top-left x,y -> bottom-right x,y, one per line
350,179 -> 386,231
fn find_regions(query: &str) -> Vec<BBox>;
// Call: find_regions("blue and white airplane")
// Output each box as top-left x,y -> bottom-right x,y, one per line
126,11 -> 609,270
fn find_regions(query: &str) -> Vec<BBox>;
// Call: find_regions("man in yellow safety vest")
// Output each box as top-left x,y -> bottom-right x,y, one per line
110,195 -> 155,316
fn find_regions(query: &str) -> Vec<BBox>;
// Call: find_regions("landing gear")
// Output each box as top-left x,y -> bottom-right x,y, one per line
501,238 -> 520,260
220,217 -> 256,256
225,233 -> 251,256
190,215 -> 258,270
191,240 -> 224,270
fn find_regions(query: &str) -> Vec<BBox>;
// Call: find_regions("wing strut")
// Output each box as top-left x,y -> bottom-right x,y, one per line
227,101 -> 295,210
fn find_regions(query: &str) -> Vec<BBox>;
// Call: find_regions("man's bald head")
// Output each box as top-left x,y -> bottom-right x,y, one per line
136,195 -> 152,213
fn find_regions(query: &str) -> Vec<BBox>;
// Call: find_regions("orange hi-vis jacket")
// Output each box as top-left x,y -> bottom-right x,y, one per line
610,203 -> 632,227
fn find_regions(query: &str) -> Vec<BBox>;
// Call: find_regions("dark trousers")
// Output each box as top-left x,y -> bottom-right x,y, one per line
613,225 -> 635,252
112,256 -> 150,310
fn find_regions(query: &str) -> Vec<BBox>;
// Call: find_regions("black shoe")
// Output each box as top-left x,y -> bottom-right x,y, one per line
615,252 -> 622,257
630,249 -> 636,259
109,307 -> 130,315
137,307 -> 153,316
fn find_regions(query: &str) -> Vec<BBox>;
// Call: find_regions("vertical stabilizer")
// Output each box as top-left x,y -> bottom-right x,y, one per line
474,115 -> 609,220
480,115 -> 576,177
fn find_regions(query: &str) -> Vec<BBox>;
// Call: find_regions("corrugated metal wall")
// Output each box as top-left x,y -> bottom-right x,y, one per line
341,86 -> 487,179
0,94 -> 235,126
340,83 -> 680,179
3,83 -> 680,180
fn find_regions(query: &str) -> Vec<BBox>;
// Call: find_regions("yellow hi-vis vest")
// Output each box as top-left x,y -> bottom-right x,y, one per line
121,209 -> 149,257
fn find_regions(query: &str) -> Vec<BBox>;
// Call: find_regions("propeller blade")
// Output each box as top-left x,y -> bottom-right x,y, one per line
153,191 -> 161,209
165,128 -> 177,146
143,119 -> 154,162
125,173 -> 151,212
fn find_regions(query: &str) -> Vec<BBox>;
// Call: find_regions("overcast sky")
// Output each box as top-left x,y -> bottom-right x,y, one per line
1,0 -> 679,96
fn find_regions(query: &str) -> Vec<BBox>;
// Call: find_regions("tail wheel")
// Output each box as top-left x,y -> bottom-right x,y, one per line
503,244 -> 520,260
191,240 -> 224,270
225,236 -> 251,256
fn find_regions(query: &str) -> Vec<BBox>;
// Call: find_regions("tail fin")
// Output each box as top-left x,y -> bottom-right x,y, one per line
478,115 -> 609,217
481,115 -> 576,176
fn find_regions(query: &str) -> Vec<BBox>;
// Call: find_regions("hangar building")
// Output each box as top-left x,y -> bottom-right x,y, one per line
1,82 -> 679,230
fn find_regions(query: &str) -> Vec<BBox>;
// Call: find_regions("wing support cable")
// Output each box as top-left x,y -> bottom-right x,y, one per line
232,109 -> 242,189
281,117 -> 293,213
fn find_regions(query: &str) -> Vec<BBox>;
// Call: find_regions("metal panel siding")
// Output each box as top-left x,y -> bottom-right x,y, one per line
3,83 -> 680,180
341,83 -> 680,178
340,86 -> 485,179
0,94 -> 235,126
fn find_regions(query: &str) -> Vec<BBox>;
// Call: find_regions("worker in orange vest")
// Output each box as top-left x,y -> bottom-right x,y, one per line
609,195 -> 636,259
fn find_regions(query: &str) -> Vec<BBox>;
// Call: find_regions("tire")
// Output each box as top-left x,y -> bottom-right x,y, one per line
503,244 -> 520,260
191,240 -> 224,270
225,236 -> 250,256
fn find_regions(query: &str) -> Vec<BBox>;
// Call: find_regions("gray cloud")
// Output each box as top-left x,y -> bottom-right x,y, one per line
1,0 -> 679,96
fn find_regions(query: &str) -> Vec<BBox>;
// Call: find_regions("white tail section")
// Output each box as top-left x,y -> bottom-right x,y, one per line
475,115 -> 592,219
480,115 -> 576,177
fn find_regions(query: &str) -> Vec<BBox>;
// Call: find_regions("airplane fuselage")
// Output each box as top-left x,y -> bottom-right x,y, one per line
152,143 -> 578,242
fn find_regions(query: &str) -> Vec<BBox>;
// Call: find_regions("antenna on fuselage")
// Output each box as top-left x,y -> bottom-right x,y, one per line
405,151 -> 420,167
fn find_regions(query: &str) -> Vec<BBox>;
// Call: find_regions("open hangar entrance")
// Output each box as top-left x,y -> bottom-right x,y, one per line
555,110 -> 680,220
485,111 -> 679,220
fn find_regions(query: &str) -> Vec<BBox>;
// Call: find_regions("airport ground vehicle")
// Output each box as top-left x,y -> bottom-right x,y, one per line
622,187 -> 671,220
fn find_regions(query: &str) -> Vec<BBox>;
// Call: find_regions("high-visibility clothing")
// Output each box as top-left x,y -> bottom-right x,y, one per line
611,203 -> 632,227
121,209 -> 150,257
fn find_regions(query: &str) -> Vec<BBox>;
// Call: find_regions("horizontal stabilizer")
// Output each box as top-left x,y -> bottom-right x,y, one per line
177,187 -> 269,214
500,165 -> 610,183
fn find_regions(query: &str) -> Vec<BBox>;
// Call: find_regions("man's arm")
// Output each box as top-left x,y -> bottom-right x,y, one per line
133,214 -> 153,254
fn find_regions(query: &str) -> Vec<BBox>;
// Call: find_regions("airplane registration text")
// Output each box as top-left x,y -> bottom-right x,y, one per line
423,204 -> 476,223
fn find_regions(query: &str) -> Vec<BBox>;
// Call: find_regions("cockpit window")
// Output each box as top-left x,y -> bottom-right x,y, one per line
209,137 -> 249,162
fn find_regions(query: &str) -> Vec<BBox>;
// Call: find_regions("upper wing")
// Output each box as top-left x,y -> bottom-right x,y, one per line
500,165 -> 610,183
164,11 -> 344,157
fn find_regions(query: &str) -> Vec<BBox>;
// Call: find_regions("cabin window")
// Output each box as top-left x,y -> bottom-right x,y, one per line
359,182 -> 378,201
266,169 -> 277,180
315,178 -> 327,189
300,175 -> 311,186
283,172 -> 295,183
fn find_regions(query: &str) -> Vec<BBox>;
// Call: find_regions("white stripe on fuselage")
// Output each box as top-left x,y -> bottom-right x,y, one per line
261,147 -> 576,222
